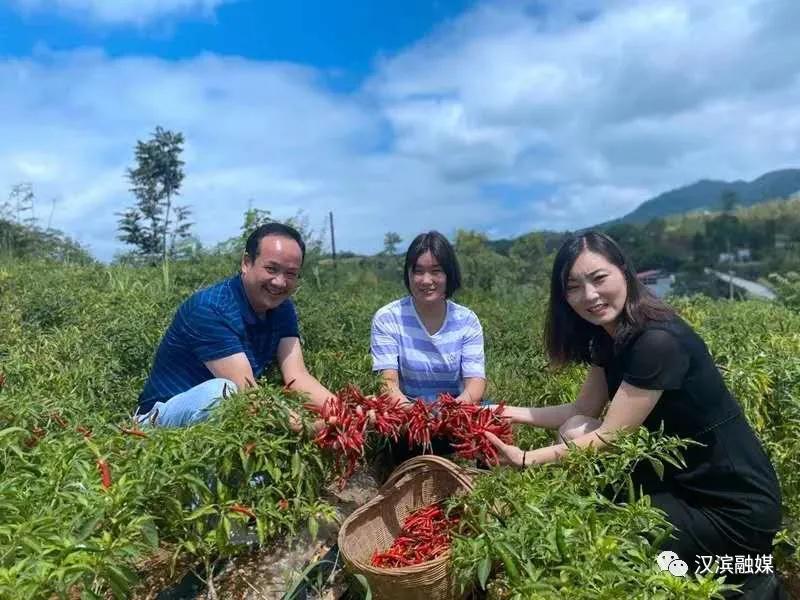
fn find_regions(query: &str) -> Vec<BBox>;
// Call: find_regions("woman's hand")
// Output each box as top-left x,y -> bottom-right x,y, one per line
392,395 -> 415,412
487,405 -> 525,424
484,431 -> 530,467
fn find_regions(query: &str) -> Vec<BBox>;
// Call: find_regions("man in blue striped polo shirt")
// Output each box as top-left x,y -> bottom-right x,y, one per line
135,223 -> 333,427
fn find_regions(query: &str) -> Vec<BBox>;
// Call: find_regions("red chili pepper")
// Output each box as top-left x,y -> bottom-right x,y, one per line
25,426 -> 46,448
0,372 -> 5,390
96,459 -> 112,490
243,441 -> 257,456
76,425 -> 92,439
119,425 -> 148,438
229,503 -> 257,519
371,501 -> 459,568
277,498 -> 290,511
360,392 -> 406,441
305,386 -> 509,487
308,392 -> 369,488
50,412 -> 68,429
442,400 -> 512,465
405,399 -> 442,451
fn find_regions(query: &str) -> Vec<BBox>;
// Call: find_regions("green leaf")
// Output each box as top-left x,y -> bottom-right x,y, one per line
105,564 -> 136,599
140,518 -> 159,549
0,427 -> 27,440
266,462 -> 281,482
75,515 -> 103,542
353,574 -> 372,600
477,555 -> 492,589
308,515 -> 318,540
184,506 -> 218,521
648,457 -> 665,480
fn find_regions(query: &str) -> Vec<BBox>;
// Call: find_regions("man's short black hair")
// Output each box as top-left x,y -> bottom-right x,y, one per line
403,231 -> 461,298
244,223 -> 306,264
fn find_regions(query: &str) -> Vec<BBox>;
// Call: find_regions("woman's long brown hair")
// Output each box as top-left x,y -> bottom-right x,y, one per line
544,231 -> 674,367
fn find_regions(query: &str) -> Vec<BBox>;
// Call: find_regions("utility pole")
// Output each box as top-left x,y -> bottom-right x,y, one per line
46,197 -> 56,231
329,211 -> 337,268
726,237 -> 733,300
729,270 -> 734,300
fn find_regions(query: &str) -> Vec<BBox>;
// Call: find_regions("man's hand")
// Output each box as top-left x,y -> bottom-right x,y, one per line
287,409 -> 303,433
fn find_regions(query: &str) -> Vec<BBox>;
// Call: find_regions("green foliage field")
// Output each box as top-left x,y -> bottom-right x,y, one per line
0,258 -> 797,598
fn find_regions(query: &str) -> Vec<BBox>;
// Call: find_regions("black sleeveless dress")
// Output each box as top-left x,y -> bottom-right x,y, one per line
601,316 -> 784,597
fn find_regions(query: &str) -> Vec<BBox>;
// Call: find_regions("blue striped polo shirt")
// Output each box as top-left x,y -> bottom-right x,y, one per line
137,274 -> 299,413
370,296 -> 485,402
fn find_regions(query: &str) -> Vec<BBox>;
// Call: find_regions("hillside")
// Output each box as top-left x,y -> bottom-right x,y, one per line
609,168 -> 800,225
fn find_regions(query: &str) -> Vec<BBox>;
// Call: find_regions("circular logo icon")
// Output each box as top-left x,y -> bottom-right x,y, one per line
656,550 -> 679,571
668,559 -> 689,577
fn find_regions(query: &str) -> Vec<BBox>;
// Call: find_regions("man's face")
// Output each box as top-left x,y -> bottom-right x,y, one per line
240,235 -> 303,313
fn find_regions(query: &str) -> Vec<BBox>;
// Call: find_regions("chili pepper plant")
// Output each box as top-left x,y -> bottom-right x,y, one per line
0,258 -> 798,599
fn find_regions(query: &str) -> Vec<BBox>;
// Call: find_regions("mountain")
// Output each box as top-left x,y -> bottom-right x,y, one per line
609,168 -> 800,225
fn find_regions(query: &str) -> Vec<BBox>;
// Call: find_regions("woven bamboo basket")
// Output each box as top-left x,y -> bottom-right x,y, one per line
337,455 -> 475,600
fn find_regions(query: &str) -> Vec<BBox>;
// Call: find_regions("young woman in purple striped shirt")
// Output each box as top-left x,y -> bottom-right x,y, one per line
370,231 -> 486,464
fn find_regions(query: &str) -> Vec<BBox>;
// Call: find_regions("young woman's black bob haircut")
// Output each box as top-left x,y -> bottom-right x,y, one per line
403,231 -> 462,298
244,222 -> 306,265
544,231 -> 673,367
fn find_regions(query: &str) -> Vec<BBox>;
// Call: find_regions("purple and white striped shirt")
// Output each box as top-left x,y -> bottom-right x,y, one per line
370,296 -> 485,402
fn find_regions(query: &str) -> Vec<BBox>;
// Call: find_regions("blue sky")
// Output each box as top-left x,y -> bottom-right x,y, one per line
1,0 -> 799,260
1,1 -> 475,82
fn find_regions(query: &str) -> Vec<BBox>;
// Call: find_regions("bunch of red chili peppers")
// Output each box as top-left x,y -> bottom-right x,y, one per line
371,502 -> 460,568
310,392 -> 369,485
307,387 -> 514,485
439,395 -> 514,465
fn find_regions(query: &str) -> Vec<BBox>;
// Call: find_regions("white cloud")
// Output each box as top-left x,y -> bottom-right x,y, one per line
369,0 -> 800,223
0,50 -> 495,259
2,0 -> 800,259
11,0 -> 232,25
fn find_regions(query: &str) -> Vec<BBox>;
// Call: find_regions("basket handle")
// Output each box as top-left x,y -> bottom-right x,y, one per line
379,454 -> 474,494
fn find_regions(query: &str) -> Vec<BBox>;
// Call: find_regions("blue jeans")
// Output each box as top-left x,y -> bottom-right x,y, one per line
136,378 -> 238,428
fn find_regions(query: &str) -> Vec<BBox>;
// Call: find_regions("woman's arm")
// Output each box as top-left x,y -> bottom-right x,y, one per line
504,365 -> 610,429
489,381 -> 662,466
458,311 -> 486,404
379,369 -> 413,407
455,377 -> 485,404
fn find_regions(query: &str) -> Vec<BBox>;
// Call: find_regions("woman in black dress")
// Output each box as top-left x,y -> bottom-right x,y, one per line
486,231 -> 784,598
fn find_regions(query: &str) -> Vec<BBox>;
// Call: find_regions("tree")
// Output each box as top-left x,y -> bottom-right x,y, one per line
383,232 -> 402,255
2,183 -> 36,226
455,229 -> 514,291
241,207 -> 273,240
509,232 -> 546,283
643,217 -> 667,244
721,190 -> 738,214
117,127 -> 190,263
212,208 -> 326,267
